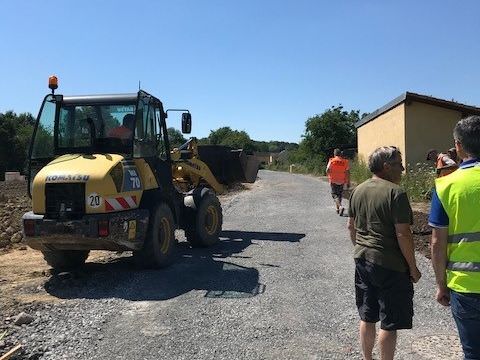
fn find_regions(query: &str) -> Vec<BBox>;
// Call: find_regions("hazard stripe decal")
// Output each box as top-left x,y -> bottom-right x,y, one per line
105,195 -> 138,211
105,201 -> 114,212
126,196 -> 137,207
116,197 -> 129,209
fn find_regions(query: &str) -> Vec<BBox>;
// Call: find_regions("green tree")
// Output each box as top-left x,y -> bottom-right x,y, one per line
208,127 -> 234,145
207,127 -> 255,151
252,141 -> 269,152
0,111 -> 35,173
167,127 -> 187,148
251,140 -> 298,153
301,105 -> 359,159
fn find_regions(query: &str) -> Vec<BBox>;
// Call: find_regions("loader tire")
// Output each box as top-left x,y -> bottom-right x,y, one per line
185,193 -> 223,247
133,203 -> 176,268
41,250 -> 90,271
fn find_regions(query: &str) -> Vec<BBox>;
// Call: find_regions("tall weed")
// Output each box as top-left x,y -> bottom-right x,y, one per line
267,156 -> 436,202
267,156 -> 326,176
401,163 -> 436,201
349,157 -> 371,185
350,159 -> 436,201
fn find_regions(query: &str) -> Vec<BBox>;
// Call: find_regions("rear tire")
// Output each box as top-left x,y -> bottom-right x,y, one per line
41,250 -> 89,271
133,203 -> 176,268
185,193 -> 223,247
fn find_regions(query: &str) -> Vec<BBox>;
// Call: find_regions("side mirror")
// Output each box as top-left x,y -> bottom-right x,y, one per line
181,113 -> 192,134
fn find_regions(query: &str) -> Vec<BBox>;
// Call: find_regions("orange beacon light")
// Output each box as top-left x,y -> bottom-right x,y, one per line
48,75 -> 58,94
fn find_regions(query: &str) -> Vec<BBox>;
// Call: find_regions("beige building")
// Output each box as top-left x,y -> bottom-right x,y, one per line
356,92 -> 480,168
254,152 -> 279,166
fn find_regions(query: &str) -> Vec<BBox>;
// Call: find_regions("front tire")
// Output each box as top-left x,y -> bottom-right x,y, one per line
185,193 -> 223,247
41,250 -> 90,271
134,203 -> 176,268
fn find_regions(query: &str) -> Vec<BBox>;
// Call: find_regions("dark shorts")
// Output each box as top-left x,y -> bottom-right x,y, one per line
330,183 -> 344,200
355,258 -> 414,330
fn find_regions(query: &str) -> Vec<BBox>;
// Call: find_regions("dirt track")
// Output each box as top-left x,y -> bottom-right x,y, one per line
0,173 -> 446,359
0,180 -> 432,317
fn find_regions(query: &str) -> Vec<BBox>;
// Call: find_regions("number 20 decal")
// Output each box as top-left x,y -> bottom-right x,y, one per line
87,193 -> 102,208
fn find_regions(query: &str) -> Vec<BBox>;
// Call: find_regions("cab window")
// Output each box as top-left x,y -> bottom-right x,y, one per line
31,95 -> 55,159
155,107 -> 167,160
134,96 -> 157,158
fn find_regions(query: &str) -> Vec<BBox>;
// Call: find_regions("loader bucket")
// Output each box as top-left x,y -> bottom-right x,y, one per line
197,145 -> 260,185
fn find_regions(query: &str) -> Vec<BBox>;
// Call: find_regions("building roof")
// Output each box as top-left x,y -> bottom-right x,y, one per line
356,92 -> 480,128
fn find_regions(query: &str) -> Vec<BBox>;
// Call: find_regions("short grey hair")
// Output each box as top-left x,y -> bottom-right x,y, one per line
368,146 -> 402,174
454,116 -> 480,158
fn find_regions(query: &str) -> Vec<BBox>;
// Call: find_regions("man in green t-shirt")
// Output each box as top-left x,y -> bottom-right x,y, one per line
347,146 -> 421,360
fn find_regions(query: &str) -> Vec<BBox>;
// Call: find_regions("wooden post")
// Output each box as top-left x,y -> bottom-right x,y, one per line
0,344 -> 22,360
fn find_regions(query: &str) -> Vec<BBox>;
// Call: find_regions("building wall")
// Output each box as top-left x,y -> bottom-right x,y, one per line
404,101 -> 462,167
254,152 -> 277,165
357,104 -> 406,164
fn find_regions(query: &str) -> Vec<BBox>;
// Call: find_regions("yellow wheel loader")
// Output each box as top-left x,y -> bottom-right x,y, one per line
22,77 -> 259,270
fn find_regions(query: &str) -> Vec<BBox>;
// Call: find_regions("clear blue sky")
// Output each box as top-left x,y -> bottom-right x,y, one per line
1,0 -> 479,143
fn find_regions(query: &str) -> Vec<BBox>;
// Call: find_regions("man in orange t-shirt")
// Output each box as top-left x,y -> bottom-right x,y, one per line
108,114 -> 135,140
426,149 -> 458,177
326,148 -> 350,215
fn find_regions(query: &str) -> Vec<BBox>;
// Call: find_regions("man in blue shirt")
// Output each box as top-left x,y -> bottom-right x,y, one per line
428,115 -> 480,360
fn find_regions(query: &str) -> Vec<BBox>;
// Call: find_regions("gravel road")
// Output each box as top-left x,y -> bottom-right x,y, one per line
4,170 -> 461,359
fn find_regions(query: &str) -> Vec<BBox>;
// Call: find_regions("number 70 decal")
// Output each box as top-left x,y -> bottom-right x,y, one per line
130,176 -> 141,188
125,169 -> 142,190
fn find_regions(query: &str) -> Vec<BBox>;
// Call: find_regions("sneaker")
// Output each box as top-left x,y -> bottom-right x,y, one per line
339,207 -> 345,216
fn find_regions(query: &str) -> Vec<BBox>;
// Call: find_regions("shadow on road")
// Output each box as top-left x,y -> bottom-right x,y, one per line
44,230 -> 305,301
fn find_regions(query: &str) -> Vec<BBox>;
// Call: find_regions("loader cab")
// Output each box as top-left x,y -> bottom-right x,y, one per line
27,90 -> 173,196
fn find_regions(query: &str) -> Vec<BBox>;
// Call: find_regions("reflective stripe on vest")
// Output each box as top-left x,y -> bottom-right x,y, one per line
448,232 -> 480,243
447,261 -> 480,272
435,164 -> 480,293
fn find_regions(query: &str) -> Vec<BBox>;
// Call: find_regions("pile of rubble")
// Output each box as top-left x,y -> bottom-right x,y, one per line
0,181 -> 30,249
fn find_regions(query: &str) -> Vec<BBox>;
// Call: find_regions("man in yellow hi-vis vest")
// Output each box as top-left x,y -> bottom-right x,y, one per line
429,116 -> 480,360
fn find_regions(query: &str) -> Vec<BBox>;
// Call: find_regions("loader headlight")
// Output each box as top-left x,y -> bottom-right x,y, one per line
110,163 -> 124,193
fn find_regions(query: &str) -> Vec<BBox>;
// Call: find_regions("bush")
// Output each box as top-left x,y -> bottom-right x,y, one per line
268,155 -> 436,203
402,163 -> 436,201
349,159 -> 436,202
266,161 -> 290,172
349,157 -> 371,185
287,157 -> 326,176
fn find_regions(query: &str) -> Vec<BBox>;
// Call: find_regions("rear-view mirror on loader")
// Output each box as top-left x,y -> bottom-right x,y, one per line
182,113 -> 192,134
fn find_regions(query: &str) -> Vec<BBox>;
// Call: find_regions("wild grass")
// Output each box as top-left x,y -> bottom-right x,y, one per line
269,156 -> 436,202
349,159 -> 436,202
266,157 -> 326,176
349,157 -> 371,184
401,163 -> 436,201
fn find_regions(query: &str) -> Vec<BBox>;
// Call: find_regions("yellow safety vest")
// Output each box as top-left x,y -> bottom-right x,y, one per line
435,163 -> 480,293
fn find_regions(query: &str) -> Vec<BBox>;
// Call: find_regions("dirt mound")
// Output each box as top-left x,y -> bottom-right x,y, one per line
411,203 -> 431,259
0,181 -> 30,250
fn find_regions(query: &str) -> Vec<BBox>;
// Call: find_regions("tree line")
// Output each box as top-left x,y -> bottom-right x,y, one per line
0,111 -> 299,174
0,111 -> 36,174
170,105 -> 363,164
1,106 -> 361,174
